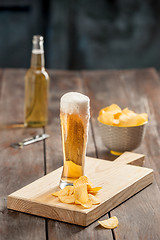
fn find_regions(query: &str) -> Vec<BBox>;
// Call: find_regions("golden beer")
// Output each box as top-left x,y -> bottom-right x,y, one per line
60,92 -> 90,188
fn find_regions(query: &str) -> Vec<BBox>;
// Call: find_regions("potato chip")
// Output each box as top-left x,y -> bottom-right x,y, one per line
52,186 -> 74,197
98,112 -> 114,125
58,195 -> 75,204
98,216 -> 119,229
104,104 -> 122,115
88,186 -> 102,194
114,112 -> 122,120
119,108 -> 137,126
118,113 -> 133,126
52,176 -> 101,209
74,183 -> 88,203
75,199 -> 93,209
88,194 -> 101,204
98,104 -> 122,125
112,119 -> 120,126
98,104 -> 148,127
74,176 -> 88,185
136,113 -> 148,125
74,176 -> 93,187
119,111 -> 147,127
122,108 -> 135,116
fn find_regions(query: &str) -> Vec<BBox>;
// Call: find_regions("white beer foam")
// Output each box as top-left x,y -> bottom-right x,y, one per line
60,92 -> 90,116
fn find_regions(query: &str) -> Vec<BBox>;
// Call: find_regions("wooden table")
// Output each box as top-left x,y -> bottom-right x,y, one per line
1,68 -> 160,240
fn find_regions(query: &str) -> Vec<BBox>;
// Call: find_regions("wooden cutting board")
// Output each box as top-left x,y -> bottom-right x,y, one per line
7,152 -> 153,226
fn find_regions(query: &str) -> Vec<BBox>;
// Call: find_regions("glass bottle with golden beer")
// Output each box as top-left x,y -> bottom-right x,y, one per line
24,35 -> 50,127
60,92 -> 90,189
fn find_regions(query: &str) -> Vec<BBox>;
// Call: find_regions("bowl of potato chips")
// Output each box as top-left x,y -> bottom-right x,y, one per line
98,104 -> 148,155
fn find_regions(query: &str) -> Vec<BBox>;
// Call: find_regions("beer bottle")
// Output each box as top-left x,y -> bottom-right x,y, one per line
24,35 -> 50,127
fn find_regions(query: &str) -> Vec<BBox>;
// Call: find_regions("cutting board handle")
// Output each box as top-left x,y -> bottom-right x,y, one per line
114,152 -> 145,166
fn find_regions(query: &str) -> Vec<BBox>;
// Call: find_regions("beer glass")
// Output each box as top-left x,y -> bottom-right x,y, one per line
59,92 -> 90,189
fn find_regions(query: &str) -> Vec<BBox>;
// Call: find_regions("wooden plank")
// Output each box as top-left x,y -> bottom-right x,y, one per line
110,68 -> 160,240
82,68 -> 160,239
0,69 -> 46,240
8,153 -> 153,226
45,71 -> 113,237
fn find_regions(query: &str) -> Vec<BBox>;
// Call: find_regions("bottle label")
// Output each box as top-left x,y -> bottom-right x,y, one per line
32,49 -> 44,54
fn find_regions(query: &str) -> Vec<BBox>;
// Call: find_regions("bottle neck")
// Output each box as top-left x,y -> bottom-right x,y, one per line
30,36 -> 45,70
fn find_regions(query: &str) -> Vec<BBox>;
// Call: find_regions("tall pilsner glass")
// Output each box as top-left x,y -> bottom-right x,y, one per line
59,92 -> 90,189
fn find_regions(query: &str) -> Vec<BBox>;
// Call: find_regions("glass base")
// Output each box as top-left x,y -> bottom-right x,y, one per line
110,150 -> 123,156
59,179 -> 73,189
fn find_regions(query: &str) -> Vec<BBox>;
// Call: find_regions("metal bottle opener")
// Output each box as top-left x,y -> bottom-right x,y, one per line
11,133 -> 49,149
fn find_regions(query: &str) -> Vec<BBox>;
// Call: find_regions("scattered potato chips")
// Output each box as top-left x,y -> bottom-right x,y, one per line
98,104 -> 148,127
52,186 -> 74,197
98,216 -> 119,229
59,195 -> 75,204
52,176 -> 101,209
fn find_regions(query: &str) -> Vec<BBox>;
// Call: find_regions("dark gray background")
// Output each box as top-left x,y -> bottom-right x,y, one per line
0,0 -> 160,70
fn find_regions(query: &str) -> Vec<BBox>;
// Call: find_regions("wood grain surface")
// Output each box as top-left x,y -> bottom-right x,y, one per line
7,153 -> 153,226
0,69 -> 46,240
1,68 -> 160,239
82,68 -> 160,240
